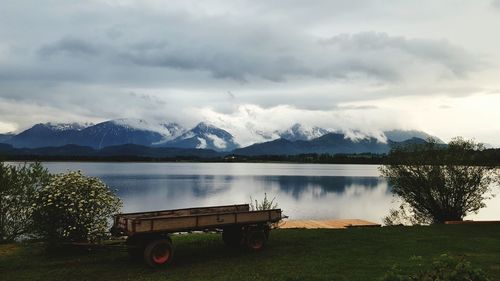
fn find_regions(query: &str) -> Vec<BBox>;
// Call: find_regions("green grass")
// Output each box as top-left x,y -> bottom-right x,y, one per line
1,225 -> 499,281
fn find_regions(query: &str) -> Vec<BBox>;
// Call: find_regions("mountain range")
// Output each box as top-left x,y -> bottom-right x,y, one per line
234,134 -> 390,156
0,119 -> 444,157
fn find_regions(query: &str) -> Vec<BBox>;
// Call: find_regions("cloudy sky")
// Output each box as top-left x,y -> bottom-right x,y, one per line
1,0 -> 500,146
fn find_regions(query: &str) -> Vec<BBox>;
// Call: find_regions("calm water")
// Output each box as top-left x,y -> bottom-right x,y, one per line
35,162 -> 499,223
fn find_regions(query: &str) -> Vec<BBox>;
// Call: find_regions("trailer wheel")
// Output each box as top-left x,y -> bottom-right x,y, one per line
246,230 -> 267,251
144,239 -> 174,267
222,227 -> 243,247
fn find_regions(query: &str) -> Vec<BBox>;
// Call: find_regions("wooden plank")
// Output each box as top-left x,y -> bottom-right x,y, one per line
236,211 -> 270,224
197,213 -> 236,227
148,205 -> 250,219
150,217 -> 198,232
118,204 -> 250,219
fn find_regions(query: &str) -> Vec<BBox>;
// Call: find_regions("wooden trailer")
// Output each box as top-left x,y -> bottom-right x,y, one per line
110,204 -> 283,267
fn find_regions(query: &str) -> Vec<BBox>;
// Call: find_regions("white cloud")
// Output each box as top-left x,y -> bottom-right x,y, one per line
205,134 -> 227,149
0,0 -> 499,146
0,121 -> 17,133
196,137 -> 207,149
192,104 -> 401,146
492,0 -> 500,10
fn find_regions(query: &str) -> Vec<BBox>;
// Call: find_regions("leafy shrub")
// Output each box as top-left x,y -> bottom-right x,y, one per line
250,193 -> 278,211
380,137 -> 498,224
0,161 -> 51,242
33,171 -> 122,243
380,254 -> 491,281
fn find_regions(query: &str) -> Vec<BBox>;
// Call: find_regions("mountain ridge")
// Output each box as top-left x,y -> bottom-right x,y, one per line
155,122 -> 239,151
233,132 -> 393,156
5,119 -> 185,149
2,119 -> 444,153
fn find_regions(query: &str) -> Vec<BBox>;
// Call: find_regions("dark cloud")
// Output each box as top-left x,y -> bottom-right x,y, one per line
321,32 -> 481,78
492,0 -> 500,9
125,30 -> 477,81
102,32 -> 306,82
38,37 -> 100,58
32,31 -> 480,84
0,1 -> 485,92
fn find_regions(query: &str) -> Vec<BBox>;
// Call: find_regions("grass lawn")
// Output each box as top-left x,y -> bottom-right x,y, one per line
1,224 -> 499,281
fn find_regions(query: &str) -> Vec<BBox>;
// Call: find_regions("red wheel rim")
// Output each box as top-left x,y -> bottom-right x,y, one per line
152,245 -> 170,264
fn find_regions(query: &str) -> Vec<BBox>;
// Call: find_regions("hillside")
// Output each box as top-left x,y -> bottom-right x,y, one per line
233,133 -> 399,156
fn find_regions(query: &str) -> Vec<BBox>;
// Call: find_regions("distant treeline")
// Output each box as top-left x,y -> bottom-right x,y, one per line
223,153 -> 385,164
1,154 -> 214,163
233,148 -> 500,166
383,147 -> 500,166
1,148 -> 499,165
1,153 -> 384,164
473,149 -> 500,165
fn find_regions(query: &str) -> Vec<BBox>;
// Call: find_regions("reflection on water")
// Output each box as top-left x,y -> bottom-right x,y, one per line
272,176 -> 383,199
37,162 -> 498,223
96,174 -> 392,222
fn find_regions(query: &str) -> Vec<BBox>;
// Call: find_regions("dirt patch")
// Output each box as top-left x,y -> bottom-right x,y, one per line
0,244 -> 20,257
279,219 -> 381,229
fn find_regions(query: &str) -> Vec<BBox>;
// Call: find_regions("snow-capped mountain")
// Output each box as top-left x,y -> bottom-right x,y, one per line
74,120 -> 161,149
2,119 -> 448,154
42,122 -> 93,131
5,119 -> 185,149
234,132 -> 391,156
159,122 -> 239,151
233,128 -> 445,156
277,123 -> 331,141
110,119 -> 184,140
5,123 -> 86,148
75,119 -> 186,149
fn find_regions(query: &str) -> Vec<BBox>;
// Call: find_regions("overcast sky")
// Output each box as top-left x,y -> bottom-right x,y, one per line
1,0 -> 500,146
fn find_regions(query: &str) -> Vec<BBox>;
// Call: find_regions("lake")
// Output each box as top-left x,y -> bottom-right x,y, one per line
38,162 -> 499,224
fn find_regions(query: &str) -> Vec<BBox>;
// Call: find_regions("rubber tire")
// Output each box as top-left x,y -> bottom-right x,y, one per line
143,239 -> 174,268
246,230 -> 267,251
222,227 -> 243,247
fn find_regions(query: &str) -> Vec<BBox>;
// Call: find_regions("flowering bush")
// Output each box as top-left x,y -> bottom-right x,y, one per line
33,171 -> 122,243
0,161 -> 51,242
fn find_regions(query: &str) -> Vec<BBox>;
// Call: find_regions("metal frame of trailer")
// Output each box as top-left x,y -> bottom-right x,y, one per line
110,204 -> 283,267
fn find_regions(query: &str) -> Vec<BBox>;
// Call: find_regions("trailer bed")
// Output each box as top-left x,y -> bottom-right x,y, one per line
113,204 -> 282,235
